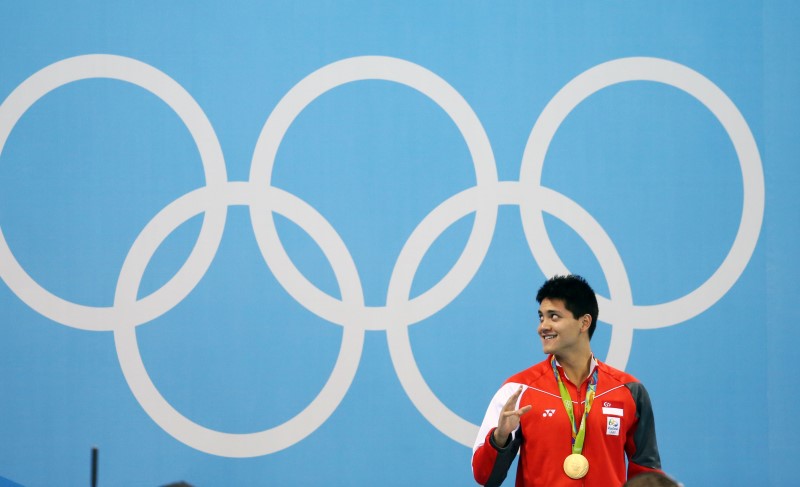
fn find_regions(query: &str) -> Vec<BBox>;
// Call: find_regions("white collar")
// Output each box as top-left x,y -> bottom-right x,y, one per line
553,354 -> 598,382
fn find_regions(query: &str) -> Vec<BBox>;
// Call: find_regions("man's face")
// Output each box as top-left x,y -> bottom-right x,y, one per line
537,298 -> 588,356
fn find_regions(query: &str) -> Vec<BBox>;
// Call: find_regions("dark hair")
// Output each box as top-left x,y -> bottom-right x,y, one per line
623,472 -> 680,487
536,275 -> 599,339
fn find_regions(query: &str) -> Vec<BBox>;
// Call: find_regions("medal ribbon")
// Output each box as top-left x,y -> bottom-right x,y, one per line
551,356 -> 598,455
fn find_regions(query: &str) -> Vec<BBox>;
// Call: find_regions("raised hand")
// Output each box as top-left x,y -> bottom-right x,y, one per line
493,385 -> 532,447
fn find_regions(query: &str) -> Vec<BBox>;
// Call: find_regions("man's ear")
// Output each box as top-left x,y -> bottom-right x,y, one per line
580,314 -> 592,333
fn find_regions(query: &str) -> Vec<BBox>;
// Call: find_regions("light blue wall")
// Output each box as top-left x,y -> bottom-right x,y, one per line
0,2 -> 796,485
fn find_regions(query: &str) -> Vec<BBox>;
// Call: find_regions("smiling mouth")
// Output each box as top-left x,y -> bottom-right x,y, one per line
541,334 -> 557,341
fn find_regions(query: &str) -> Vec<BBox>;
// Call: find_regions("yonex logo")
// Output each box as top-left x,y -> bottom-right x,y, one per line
543,409 -> 556,417
0,54 -> 763,458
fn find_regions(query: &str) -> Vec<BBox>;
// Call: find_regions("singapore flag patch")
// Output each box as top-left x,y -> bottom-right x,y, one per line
606,416 -> 621,436
601,401 -> 624,417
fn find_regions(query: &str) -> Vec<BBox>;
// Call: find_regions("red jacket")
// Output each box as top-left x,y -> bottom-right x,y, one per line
472,356 -> 662,486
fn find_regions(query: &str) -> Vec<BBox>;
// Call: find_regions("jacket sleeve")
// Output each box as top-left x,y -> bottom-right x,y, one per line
624,382 -> 663,478
472,383 -> 524,486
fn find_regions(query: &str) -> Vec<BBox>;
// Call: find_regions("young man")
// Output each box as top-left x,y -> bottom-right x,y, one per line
472,275 -> 662,486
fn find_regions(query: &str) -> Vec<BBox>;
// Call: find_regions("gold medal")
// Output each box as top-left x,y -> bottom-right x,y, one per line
563,453 -> 589,479
551,357 -> 597,481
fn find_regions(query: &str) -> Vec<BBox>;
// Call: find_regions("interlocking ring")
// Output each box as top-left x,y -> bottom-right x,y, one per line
0,54 -> 763,456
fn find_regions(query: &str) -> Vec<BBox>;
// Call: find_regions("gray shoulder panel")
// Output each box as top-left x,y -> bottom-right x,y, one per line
625,382 -> 662,470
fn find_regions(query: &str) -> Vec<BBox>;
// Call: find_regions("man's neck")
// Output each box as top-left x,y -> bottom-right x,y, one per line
555,349 -> 593,385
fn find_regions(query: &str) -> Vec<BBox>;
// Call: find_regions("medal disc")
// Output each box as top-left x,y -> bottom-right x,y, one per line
563,453 -> 589,479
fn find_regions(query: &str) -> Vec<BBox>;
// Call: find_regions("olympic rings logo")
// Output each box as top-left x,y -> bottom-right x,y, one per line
0,55 -> 763,457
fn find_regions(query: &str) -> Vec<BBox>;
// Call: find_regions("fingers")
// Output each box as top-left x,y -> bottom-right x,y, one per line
496,388 -> 530,440
501,404 -> 532,419
500,386 -> 532,420
503,385 -> 524,411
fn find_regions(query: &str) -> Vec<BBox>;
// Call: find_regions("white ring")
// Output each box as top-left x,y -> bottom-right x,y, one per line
248,55 -> 498,330
0,54 -> 228,331
113,182 -> 365,457
520,56 -> 763,355
385,181 -> 633,445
